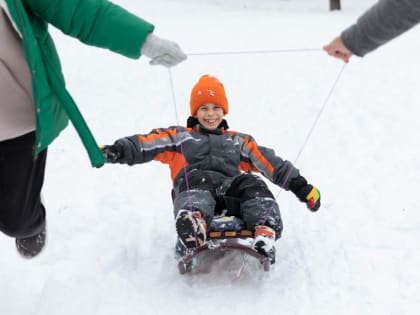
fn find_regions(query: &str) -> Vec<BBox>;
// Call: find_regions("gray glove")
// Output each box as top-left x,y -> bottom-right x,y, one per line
141,33 -> 187,67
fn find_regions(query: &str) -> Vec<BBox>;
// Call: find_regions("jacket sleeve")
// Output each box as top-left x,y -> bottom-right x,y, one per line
341,0 -> 420,56
239,133 -> 300,190
23,0 -> 154,58
113,127 -> 186,165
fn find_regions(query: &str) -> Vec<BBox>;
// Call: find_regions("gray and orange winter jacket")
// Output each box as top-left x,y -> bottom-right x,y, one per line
111,121 -> 301,191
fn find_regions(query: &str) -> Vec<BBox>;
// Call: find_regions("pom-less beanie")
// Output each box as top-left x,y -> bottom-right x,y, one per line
190,74 -> 228,116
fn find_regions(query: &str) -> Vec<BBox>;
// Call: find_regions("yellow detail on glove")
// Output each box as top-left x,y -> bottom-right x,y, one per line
306,187 -> 320,202
306,187 -> 321,211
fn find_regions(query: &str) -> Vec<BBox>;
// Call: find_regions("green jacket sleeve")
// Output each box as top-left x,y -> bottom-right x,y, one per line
23,0 -> 155,58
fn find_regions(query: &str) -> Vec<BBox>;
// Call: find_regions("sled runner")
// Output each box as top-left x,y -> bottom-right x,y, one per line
176,215 -> 272,274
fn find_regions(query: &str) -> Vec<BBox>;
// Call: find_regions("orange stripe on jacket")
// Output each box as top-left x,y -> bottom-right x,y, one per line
239,161 -> 258,173
138,128 -> 178,143
243,135 -> 274,175
153,151 -> 188,181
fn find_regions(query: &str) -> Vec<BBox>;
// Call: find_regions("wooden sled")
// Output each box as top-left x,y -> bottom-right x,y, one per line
176,216 -> 272,274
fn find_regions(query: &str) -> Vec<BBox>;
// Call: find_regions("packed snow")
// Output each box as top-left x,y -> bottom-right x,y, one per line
1,1 -> 420,314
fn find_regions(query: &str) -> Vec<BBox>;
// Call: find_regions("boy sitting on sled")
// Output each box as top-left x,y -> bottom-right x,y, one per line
101,74 -> 321,263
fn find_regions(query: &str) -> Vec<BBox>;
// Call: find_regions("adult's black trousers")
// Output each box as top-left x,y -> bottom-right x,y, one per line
0,132 -> 46,238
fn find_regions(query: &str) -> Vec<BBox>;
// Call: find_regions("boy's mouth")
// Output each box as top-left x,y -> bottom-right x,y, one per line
204,119 -> 218,125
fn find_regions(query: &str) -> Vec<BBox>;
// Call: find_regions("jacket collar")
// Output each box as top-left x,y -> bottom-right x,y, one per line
198,125 -> 223,135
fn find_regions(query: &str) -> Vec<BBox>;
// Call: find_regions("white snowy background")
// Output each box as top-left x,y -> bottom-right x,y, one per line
1,0 -> 420,314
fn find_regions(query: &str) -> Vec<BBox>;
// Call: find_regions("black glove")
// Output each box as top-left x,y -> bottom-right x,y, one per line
289,176 -> 321,212
100,145 -> 123,163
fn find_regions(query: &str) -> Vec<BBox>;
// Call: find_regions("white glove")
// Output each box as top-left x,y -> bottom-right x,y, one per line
140,33 -> 187,67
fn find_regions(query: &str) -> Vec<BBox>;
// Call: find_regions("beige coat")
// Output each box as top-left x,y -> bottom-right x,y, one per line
0,7 -> 35,140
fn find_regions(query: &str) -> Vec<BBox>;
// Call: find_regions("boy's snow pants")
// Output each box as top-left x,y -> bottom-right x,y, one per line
0,132 -> 47,238
173,170 -> 283,239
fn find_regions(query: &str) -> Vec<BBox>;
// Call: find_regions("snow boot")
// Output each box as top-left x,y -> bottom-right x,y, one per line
175,209 -> 207,249
254,225 -> 276,264
15,226 -> 46,259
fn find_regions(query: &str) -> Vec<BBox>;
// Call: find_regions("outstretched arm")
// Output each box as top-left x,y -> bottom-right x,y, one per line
101,127 -> 189,165
23,0 -> 186,66
324,0 -> 420,61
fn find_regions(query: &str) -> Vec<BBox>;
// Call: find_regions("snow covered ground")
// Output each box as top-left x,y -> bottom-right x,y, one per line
1,0 -> 420,314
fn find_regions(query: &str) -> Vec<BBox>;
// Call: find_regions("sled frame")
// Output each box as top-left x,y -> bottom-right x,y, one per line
177,232 -> 271,274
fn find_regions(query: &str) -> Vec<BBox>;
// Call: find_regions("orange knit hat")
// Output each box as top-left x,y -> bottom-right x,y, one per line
189,75 -> 229,116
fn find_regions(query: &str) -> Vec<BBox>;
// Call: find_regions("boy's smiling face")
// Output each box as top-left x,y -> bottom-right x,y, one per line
195,103 -> 225,130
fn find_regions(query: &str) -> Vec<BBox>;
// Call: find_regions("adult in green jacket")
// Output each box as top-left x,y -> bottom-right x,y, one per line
0,0 -> 186,258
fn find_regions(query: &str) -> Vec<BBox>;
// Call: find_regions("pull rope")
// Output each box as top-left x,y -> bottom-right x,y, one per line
168,68 -> 202,248
167,68 -> 193,207
188,48 -> 322,56
273,62 -> 347,202
252,62 -> 347,231
167,69 -> 182,129
244,62 -> 347,279
292,62 -> 346,165
257,61 -> 345,208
